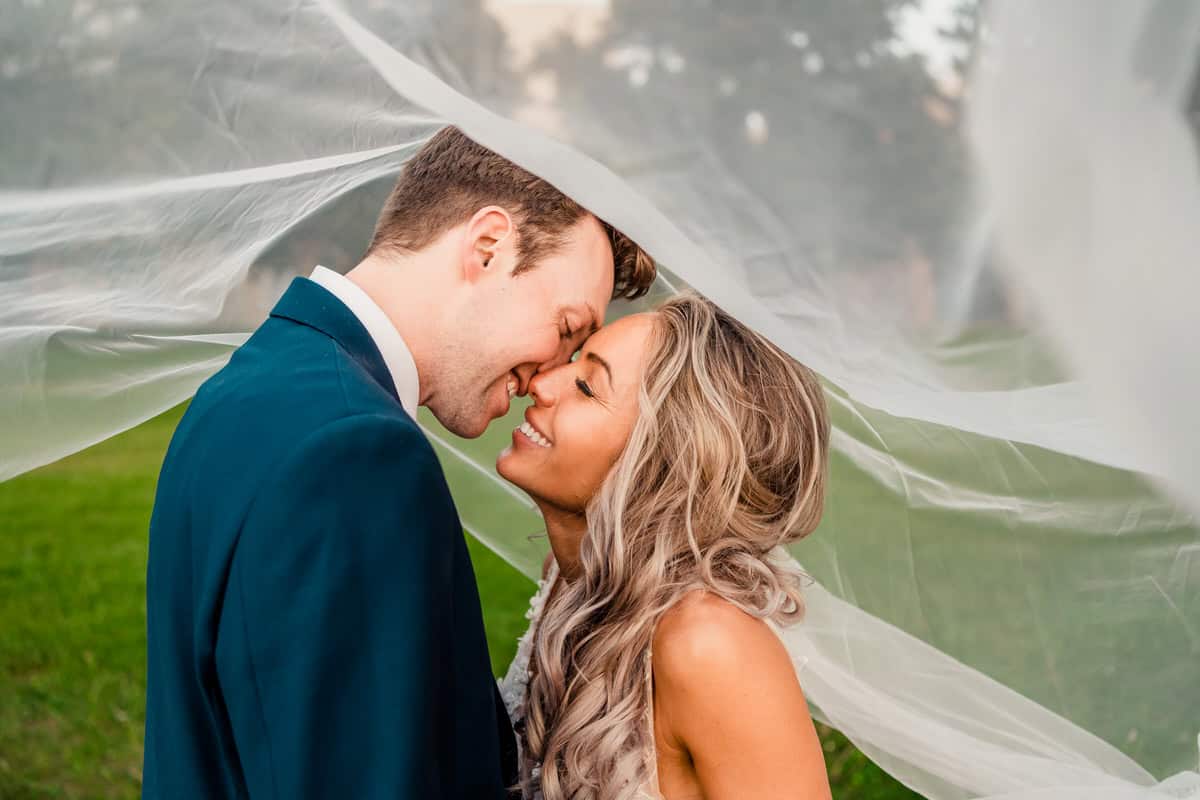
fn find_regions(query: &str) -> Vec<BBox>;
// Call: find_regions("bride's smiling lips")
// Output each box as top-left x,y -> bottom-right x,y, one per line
513,409 -> 553,449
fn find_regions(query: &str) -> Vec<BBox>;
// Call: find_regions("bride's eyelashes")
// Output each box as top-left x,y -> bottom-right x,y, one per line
575,378 -> 596,398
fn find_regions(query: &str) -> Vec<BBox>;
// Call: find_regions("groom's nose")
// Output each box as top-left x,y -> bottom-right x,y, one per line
512,363 -> 545,397
514,349 -> 571,397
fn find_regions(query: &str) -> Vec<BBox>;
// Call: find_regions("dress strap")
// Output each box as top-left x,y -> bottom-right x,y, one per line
641,632 -> 663,799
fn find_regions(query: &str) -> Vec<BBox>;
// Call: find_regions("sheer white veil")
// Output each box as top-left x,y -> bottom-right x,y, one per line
1,1 -> 1197,796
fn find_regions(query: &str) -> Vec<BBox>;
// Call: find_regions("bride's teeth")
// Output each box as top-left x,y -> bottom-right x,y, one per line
517,421 -> 551,448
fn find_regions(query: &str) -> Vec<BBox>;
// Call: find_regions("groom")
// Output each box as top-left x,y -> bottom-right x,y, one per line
142,126 -> 654,799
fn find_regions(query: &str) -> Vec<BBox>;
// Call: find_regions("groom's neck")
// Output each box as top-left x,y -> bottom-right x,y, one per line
344,249 -> 455,406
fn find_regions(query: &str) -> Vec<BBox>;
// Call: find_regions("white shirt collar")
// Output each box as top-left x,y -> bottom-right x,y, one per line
309,265 -> 420,419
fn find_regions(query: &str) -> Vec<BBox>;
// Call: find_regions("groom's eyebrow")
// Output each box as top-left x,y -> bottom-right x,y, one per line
585,352 -> 613,384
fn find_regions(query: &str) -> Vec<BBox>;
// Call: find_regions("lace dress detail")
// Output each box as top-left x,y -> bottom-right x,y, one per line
498,562 -> 661,800
497,561 -> 558,726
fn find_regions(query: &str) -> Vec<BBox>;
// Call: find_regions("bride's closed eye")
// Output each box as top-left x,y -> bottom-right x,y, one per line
575,378 -> 595,398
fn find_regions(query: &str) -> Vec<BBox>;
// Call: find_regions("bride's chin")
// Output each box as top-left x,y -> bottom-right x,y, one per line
496,448 -> 526,487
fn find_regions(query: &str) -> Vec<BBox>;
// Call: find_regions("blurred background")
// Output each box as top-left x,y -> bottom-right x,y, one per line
3,0 -> 1199,797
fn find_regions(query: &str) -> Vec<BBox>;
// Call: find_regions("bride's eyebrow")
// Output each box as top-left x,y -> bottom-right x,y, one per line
584,352 -> 613,385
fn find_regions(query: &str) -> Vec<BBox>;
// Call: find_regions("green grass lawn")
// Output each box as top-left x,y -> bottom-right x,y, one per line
0,405 -> 920,799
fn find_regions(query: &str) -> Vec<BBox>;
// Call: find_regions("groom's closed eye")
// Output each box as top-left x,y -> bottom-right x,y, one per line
560,303 -> 599,343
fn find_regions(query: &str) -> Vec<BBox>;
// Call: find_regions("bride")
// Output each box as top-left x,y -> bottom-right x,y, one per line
496,293 -> 833,800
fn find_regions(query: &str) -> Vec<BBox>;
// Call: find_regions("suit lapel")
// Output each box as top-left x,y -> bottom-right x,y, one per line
269,277 -> 401,405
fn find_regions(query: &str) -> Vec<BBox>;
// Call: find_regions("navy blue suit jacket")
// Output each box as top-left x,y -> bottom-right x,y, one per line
143,277 -> 517,798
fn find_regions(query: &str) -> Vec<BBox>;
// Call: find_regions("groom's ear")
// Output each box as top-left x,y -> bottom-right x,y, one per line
461,205 -> 515,284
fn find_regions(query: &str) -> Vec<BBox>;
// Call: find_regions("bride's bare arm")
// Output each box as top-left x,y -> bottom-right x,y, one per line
653,593 -> 832,800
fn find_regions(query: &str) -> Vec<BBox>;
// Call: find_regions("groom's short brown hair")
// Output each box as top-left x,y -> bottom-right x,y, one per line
369,126 -> 655,300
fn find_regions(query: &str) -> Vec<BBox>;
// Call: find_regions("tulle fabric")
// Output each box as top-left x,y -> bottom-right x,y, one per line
1,0 -> 1197,796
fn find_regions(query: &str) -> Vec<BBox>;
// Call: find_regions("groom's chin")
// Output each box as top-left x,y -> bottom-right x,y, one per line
429,405 -> 490,440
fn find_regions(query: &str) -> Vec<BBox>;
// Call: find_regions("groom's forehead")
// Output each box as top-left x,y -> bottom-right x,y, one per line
512,236 -> 614,327
543,218 -> 617,297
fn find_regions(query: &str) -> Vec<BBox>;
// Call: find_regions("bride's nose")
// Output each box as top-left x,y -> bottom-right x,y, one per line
528,368 -> 559,407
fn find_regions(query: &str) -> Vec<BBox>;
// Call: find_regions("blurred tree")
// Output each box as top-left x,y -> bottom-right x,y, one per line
522,0 -> 982,315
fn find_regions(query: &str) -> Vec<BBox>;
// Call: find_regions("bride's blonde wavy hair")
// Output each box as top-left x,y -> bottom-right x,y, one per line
520,293 -> 831,799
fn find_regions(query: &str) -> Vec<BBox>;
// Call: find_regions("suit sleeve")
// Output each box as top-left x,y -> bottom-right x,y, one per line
216,413 -> 459,799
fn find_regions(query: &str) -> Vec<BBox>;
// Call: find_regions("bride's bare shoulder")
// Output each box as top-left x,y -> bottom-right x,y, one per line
651,592 -> 830,798
652,591 -> 789,682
